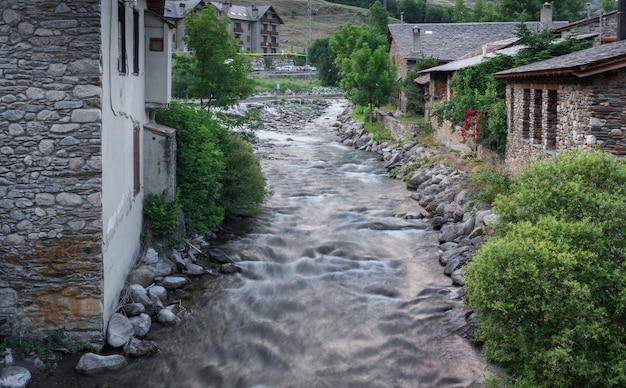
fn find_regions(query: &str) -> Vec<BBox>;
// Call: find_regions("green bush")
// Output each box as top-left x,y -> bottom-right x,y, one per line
156,102 -> 266,233
464,150 -> 626,387
144,191 -> 180,237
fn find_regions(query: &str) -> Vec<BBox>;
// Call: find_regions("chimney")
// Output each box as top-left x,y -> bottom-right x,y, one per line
179,2 -> 186,16
540,2 -> 552,31
251,4 -> 258,19
401,12 -> 404,25
619,0 -> 626,40
412,27 -> 420,53
222,2 -> 231,14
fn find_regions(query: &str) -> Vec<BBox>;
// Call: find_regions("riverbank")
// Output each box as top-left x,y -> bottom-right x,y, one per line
3,98 -> 495,387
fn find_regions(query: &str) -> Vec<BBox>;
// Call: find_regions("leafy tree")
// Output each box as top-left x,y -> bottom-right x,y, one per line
339,43 -> 397,126
366,0 -> 390,35
601,0 -> 617,12
329,23 -> 387,64
464,150 -> 626,387
496,0 -> 587,22
472,0 -> 500,22
309,38 -> 340,86
453,0 -> 470,22
179,7 -> 255,108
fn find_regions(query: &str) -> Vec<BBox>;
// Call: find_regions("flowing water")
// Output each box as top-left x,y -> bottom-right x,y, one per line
38,100 -> 489,387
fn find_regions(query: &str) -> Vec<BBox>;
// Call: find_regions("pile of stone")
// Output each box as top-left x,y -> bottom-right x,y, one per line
0,349 -> 30,388
75,236 -> 241,375
331,107 -> 498,314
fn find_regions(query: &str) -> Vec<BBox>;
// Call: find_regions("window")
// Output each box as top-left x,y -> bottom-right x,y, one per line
118,1 -> 127,74
546,90 -> 557,150
533,89 -> 543,144
522,89 -> 530,139
133,9 -> 139,75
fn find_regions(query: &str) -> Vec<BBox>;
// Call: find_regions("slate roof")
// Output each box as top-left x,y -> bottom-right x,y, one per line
164,0 -> 206,19
209,2 -> 284,24
388,22 -> 567,63
494,39 -> 626,79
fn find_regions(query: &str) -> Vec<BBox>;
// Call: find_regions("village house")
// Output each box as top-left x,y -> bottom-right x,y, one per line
387,14 -> 559,112
164,1 -> 283,54
494,38 -> 626,173
164,0 -> 207,53
210,2 -> 284,54
0,0 -> 176,343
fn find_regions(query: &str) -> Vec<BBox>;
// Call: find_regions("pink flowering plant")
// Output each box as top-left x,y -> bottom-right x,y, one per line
459,109 -> 481,155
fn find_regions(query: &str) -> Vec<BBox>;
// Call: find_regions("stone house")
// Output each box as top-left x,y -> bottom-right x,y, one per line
387,19 -> 557,112
494,39 -> 626,173
210,2 -> 284,54
164,0 -> 207,53
0,0 -> 175,342
555,10 -> 618,45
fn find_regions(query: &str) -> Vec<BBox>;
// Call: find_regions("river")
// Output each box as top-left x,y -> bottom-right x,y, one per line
34,100 -> 489,387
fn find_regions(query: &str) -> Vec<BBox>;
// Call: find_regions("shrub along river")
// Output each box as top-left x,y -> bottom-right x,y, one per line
33,100 -> 489,387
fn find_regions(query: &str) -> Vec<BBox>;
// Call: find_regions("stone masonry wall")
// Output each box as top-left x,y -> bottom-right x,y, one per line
505,68 -> 626,174
0,1 -> 104,342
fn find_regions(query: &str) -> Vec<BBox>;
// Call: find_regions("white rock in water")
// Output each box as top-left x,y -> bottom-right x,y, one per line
75,353 -> 127,375
0,366 -> 31,388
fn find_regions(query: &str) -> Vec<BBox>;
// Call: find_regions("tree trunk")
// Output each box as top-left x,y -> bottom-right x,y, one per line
369,101 -> 373,128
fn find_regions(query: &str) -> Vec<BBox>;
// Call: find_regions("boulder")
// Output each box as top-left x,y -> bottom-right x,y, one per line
147,285 -> 168,304
127,284 -> 151,306
451,268 -> 465,286
170,251 -> 186,270
183,261 -> 205,276
156,309 -> 181,326
161,276 -> 188,290
119,303 -> 145,317
220,263 -> 242,274
142,248 -> 160,265
75,353 -> 127,375
208,248 -> 234,264
124,338 -> 159,358
107,313 -> 134,348
0,366 -> 31,388
126,266 -> 156,288
128,313 -> 152,337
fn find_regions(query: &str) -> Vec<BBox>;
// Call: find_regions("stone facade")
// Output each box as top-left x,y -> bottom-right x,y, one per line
0,2 -> 104,341
504,69 -> 626,173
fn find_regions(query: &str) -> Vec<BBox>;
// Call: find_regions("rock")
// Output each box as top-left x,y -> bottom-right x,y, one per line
451,268 -> 465,286
149,261 -> 175,277
439,223 -> 465,243
75,353 -> 127,375
161,276 -> 188,290
147,285 -> 168,304
0,366 -> 30,388
220,263 -> 242,274
406,171 -> 430,191
183,261 -> 205,276
142,248 -> 160,264
119,303 -> 145,317
149,292 -> 164,310
124,338 -> 159,358
156,309 -> 181,326
126,266 -> 156,288
128,313 -> 152,337
127,284 -> 151,306
106,313 -> 134,348
439,245 -> 471,266
430,216 -> 445,230
439,242 -> 458,251
170,251 -> 186,270
4,349 -> 13,366
208,248 -> 234,264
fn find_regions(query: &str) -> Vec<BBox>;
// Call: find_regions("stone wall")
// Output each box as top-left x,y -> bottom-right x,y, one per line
375,109 -> 423,141
0,2 -> 104,342
505,68 -> 626,173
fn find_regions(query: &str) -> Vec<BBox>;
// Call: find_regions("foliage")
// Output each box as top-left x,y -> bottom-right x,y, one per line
338,43 -> 397,125
496,0 -> 587,22
365,120 -> 395,141
470,164 -> 511,204
402,56 -> 439,115
171,55 -> 194,99
394,0 -> 453,22
179,7 -> 255,108
472,0 -> 501,22
365,0 -> 390,35
156,103 -> 266,233
309,38 -> 340,86
389,158 -> 434,180
453,0 -> 470,22
219,132 -> 266,217
464,150 -> 626,387
433,27 -> 592,155
144,191 -> 180,237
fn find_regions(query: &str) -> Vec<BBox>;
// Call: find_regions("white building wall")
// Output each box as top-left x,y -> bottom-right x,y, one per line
100,0 -> 149,328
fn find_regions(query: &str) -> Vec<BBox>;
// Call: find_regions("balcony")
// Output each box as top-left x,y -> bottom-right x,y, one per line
233,27 -> 244,33
261,30 -> 279,36
261,17 -> 280,24
261,41 -> 279,47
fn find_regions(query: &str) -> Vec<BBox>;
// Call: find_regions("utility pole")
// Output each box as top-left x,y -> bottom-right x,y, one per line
306,0 -> 312,72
